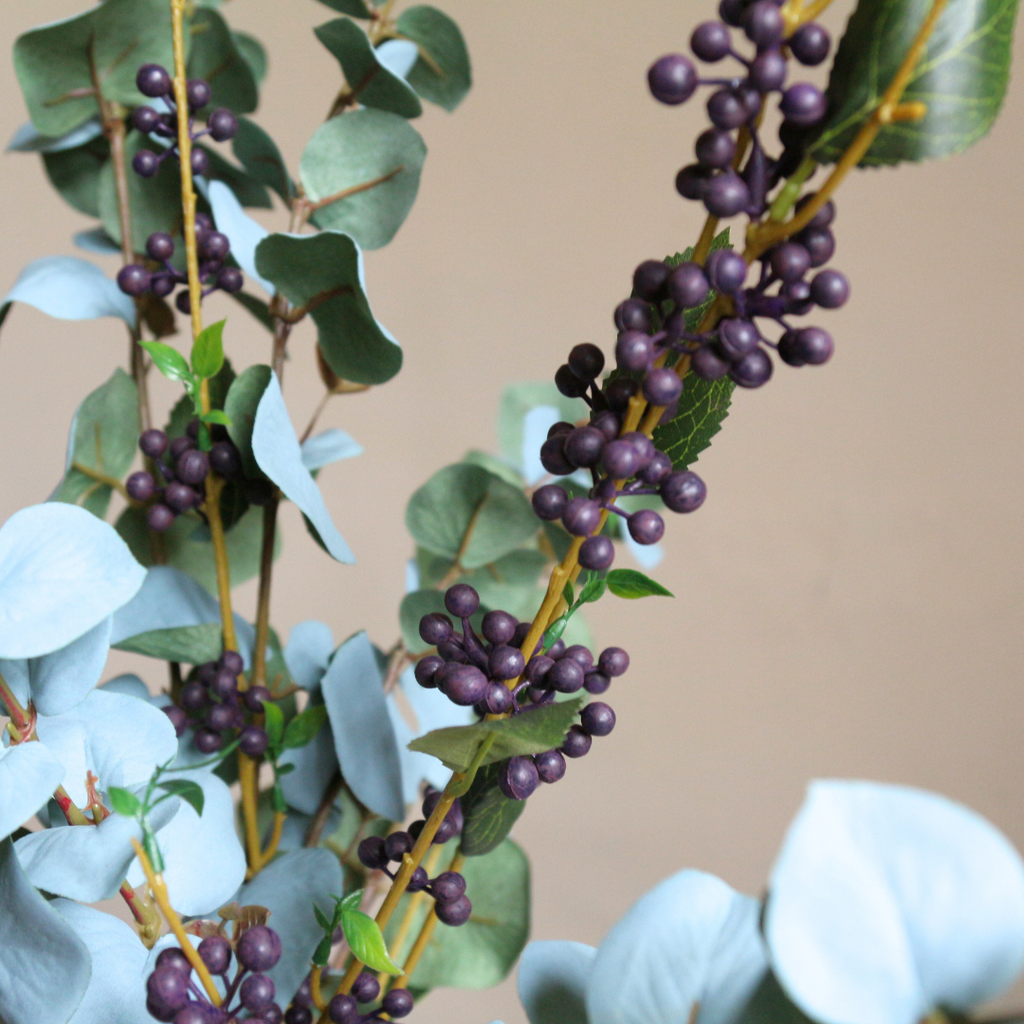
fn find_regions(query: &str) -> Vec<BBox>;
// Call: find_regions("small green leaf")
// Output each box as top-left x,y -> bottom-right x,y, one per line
141,341 -> 194,387
272,781 -> 287,814
112,624 -> 224,664
459,764 -> 527,856
313,904 -> 331,931
275,762 -> 296,777
191,320 -> 226,380
396,6 -> 472,112
341,907 -> 401,975
157,779 -> 205,817
107,787 -> 141,818
340,889 -> 363,912
187,8 -> 258,114
577,571 -> 606,606
542,615 -> 570,650
606,569 -> 674,600
312,934 -> 333,968
201,410 -> 232,426
143,825 -> 164,874
562,581 -> 575,606
282,705 -> 327,750
263,701 -> 285,748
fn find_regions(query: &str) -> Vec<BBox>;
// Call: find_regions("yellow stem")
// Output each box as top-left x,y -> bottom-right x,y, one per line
131,839 -> 222,1004
251,810 -> 286,876
240,754 -> 262,877
310,964 -> 328,1011
377,846 -> 445,987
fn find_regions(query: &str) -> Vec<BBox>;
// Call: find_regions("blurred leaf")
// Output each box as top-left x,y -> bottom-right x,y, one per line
112,623 -> 223,664
233,116 -> 293,202
191,319 -> 226,379
157,779 -> 205,817
605,569 -> 673,599
396,6 -> 472,111
188,7 -> 258,113
233,31 -> 268,86
107,786 -> 141,818
318,0 -> 375,15
229,290 -> 275,330
42,134 -> 109,218
400,588 -> 487,655
283,705 -> 328,751
459,763 -> 527,856
225,364 -> 273,477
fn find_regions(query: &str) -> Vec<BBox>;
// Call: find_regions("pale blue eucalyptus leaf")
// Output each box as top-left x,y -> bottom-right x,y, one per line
253,374 -> 354,563
586,870 -> 767,1024
518,940 -> 595,1024
0,503 -> 145,659
376,39 -> 419,79
73,228 -> 122,255
301,429 -> 363,472
405,557 -> 419,594
35,690 -> 178,807
238,849 -> 342,1005
4,256 -> 135,326
16,797 -> 177,903
522,405 -> 560,485
7,119 -> 103,153
0,837 -> 91,1024
53,899 -> 150,1024
284,620 -> 334,691
387,696 -> 432,805
0,617 -> 111,717
98,673 -> 150,700
623,531 -> 665,571
0,742 -> 65,840
321,631 -> 404,820
208,180 -> 273,295
279,710 -> 338,816
271,807 -> 341,854
126,767 -> 245,917
765,780 -> 1024,1024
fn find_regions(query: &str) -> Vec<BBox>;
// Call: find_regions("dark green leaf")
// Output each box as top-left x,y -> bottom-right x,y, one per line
316,18 -> 422,118
810,0 -> 1021,165
651,373 -> 733,472
318,0 -> 375,16
396,6 -> 472,112
406,463 -> 538,571
461,448 -> 524,488
282,705 -> 328,750
157,779 -> 205,817
459,764 -> 527,856
578,572 -> 606,605
191,319 -> 226,379
312,934 -> 333,968
233,31 -> 268,86
415,548 -> 547,621
107,786 -> 141,818
141,341 -> 194,387
53,369 -> 139,519
384,839 -> 529,988
188,7 -> 258,114
198,143 -> 273,209
313,904 -> 331,931
14,0 -> 177,136
224,364 -> 273,477
263,700 -> 285,749
112,623 -> 223,664
408,698 -> 585,772
255,232 -> 403,384
341,907 -> 401,974
299,110 -> 426,250
606,569 -> 674,599
232,117 -> 293,202
42,134 -> 110,218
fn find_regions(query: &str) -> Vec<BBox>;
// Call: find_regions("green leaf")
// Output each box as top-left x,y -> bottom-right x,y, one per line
578,571 -> 606,605
53,369 -> 139,519
42,134 -> 110,218
255,232 -> 403,385
384,839 -> 529,988
651,373 -> 734,472
496,381 -> 588,473
198,143 -> 273,209
299,109 -> 426,250
340,889 -> 362,912
406,463 -> 538,571
318,0 -> 375,16
396,6 -> 472,112
141,341 -> 194,388
459,764 -> 527,856
542,614 -> 570,650
263,701 -> 285,748
316,18 -> 423,118
157,779 -> 205,817
201,409 -> 232,426
224,364 -> 273,477
562,581 -> 575,607
188,7 -> 258,114
229,289 -> 276,331
408,698 -> 585,772
312,934 -> 333,968
112,623 -> 224,664
313,904 -> 331,931
166,358 -> 236,437
606,569 -> 674,600
341,907 -> 401,975
107,787 -> 142,818
13,0 -> 178,137
191,320 -> 226,380
232,117 -> 293,202
282,705 -> 328,750
233,31 -> 268,87
810,0 -> 1021,165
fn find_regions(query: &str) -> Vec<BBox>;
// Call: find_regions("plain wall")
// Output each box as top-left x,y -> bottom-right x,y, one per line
1,2 -> 1022,1021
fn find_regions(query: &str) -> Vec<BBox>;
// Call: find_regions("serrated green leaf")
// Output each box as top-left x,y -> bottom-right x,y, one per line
396,6 -> 472,112
408,698 -> 584,772
188,7 -> 258,114
157,779 -> 205,817
282,705 -> 328,750
810,0 -> 1020,165
263,701 -> 285,748
107,787 -> 142,818
459,764 -> 527,856
112,623 -> 223,664
341,907 -> 401,974
651,373 -> 734,472
191,320 -> 226,380
606,569 -> 674,599
224,364 -> 272,478
142,341 -> 194,388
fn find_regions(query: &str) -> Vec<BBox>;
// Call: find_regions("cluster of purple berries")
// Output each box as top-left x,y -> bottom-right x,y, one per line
145,924 -> 283,1023
358,791 -> 471,929
160,648 -> 271,756
117,217 -> 244,313
303,973 -> 415,1024
129,421 -> 242,532
130,63 -> 239,180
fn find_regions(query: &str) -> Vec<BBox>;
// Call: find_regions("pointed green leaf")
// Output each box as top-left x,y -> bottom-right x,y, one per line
201,410 -> 232,426
233,117 -> 293,202
396,6 -> 472,112
263,701 -> 285,748
141,342 -> 194,387
312,934 -> 333,968
107,787 -> 142,818
340,889 -> 363,912
191,320 -> 226,380
157,779 -> 205,817
282,705 -> 328,751
341,907 -> 401,975
578,572 -> 606,606
112,623 -> 224,664
605,569 -> 674,600
313,904 -> 331,931
459,764 -> 527,856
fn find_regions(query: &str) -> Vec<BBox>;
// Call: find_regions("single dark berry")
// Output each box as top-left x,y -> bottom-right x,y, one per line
810,269 -> 850,308
236,925 -> 282,972
531,749 -> 565,784
117,264 -> 151,297
599,647 -> 630,677
707,250 -> 749,294
719,0 -> 748,26
293,976 -> 314,1010
171,1003 -> 215,1024
690,21 -> 732,61
132,107 -> 161,136
637,451 -> 673,486
548,421 -> 573,438
564,645 -> 594,671
795,194 -> 836,229
561,725 -> 593,758
241,973 -> 275,1011
445,664 -> 489,706
219,649 -> 243,675
190,147 -> 209,177
175,449 -> 210,486
156,947 -> 192,975
261,1007 -> 285,1024
216,266 -> 244,293
165,481 -> 198,513
287,1008 -> 315,1024
548,658 -> 585,694
676,164 -> 712,200
717,318 -> 760,360
436,643 -> 467,666
207,107 -> 239,142
385,830 -> 414,862
485,680 -> 514,714
147,274 -> 172,298
539,434 -> 575,477
614,298 -> 653,333
139,428 -> 169,458
445,583 -> 479,618
647,54 -> 698,105
567,343 -> 605,381
707,89 -> 748,130
186,79 -> 213,110
562,497 -> 602,538
661,471 -> 707,513
695,128 -> 736,170
691,345 -> 731,381
643,367 -> 683,407
546,638 -> 567,659
667,262 -> 710,310
207,703 -> 235,732
132,149 -> 160,178
414,655 -> 444,689
532,484 -> 570,524
198,231 -> 230,262
730,347 -> 774,388
616,330 -> 655,373
142,235 -> 173,266
170,434 -> 196,459
525,655 -> 554,686
407,866 -> 430,892
162,704 -> 188,737
208,441 -> 241,478
780,83 -> 827,127
194,213 -> 214,237
794,326 -> 834,365
554,363 -> 590,398
481,610 -> 517,646
147,967 -> 190,1017
581,701 -> 616,737
126,470 -> 156,502
419,612 -> 453,646
382,989 -> 415,1019
579,535 -> 615,571
358,835 -> 388,870
351,972 -> 380,1004
239,726 -> 269,757
327,994 -> 357,1024
179,680 -> 207,712
603,439 -> 641,480
499,756 -> 540,800
632,260 -> 670,303
244,685 -> 271,713
436,893 -> 473,926
431,870 -> 467,906
564,426 -> 606,468
489,645 -> 526,681
749,49 -> 787,92
194,728 -> 223,754
147,503 -> 176,532
745,1 -> 784,45
137,64 -> 173,98
175,290 -> 192,315
704,172 -> 751,217
769,242 -> 811,283
198,935 -> 232,975
584,671 -> 611,695
797,226 -> 836,268
628,509 -> 665,545
604,376 -> 639,412
790,22 -> 831,65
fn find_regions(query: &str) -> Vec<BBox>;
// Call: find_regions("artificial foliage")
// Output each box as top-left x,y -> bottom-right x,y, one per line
0,0 -> 1020,1023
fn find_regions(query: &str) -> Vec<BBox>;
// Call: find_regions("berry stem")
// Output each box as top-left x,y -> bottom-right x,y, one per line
131,837 -> 223,1004
70,460 -> 139,506
310,963 -> 329,1011
768,155 -> 817,223
249,496 -> 281,693
377,845 -> 445,987
239,752 -> 263,873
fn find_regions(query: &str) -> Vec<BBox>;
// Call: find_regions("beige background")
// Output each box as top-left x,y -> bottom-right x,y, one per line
1,2 -> 1022,1021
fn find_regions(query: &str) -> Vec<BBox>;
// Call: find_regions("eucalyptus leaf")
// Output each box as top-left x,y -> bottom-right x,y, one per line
158,779 -> 205,817
399,589 -> 486,655
112,623 -> 224,664
518,940 -> 595,1024
342,907 -> 402,974
497,383 -> 588,483
4,257 -> 135,329
209,181 -> 274,295
188,7 -> 258,114
232,116 -> 293,203
460,763 -> 527,856
396,5 -> 472,111
319,0 -> 375,15
605,569 -> 673,599
42,134 -> 110,218
299,109 -> 426,249
0,743 -> 66,842
225,363 -> 273,477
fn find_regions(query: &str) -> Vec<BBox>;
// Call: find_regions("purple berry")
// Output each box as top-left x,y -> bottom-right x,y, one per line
549,658 -> 585,693
485,680 -> 514,714
668,262 -> 710,309
162,705 -> 188,736
199,232 -> 230,262
194,728 -> 222,754
798,226 -> 836,267
780,83 -> 827,127
175,291 -> 192,315
190,148 -> 209,177
561,497 -> 601,537
208,441 -> 241,478
431,870 -> 467,905
445,583 -> 479,618
647,54 -> 698,105
717,318 -> 760,360
750,49 -> 787,92
535,748 -> 567,783
539,434 -> 575,477
418,612 -> 453,646
435,893 -> 472,926
769,242 -> 811,282
579,535 -> 615,571
165,481 -> 199,513
695,128 -> 736,170
643,367 -> 683,407
604,376 -> 639,412
358,836 -> 388,870
137,64 -> 172,98
147,504 -> 176,532
236,925 -> 282,972
133,106 -> 161,135
564,645 -> 594,670
139,429 -> 169,458
790,22 -> 830,65
240,973 -> 275,1011
730,347 -> 774,387
554,363 -> 590,398
117,264 -> 150,297
239,726 -> 269,757
584,671 -> 611,694
126,470 -> 156,502
198,935 -> 232,974
580,701 -> 616,737
745,1 -> 784,46
489,645 -> 525,681
707,250 -> 749,294
810,269 -> 850,308
414,654 -> 445,688
288,1008 -> 315,1024
707,89 -> 748,130
385,830 -> 414,862
532,485 -> 572,526
627,509 -> 665,545
691,345 -> 731,380
186,79 -> 213,110
220,650 -> 243,675
794,326 -> 834,365
207,107 -> 239,142
244,686 -> 271,713
637,451 -> 673,485
632,261 -> 670,304
156,947 -> 192,975
796,194 -> 836,229
445,664 -> 489,706
564,426 -> 607,468
567,343 -> 605,382
661,471 -> 707,513
616,330 -> 655,373
132,150 -> 160,178
351,972 -> 380,1004
719,0 -> 747,25
691,21 -> 732,61
561,725 -> 593,758
676,164 -> 712,200
481,610 -> 517,645
614,299 -> 653,333
327,994 -> 357,1024
147,967 -> 190,1018
382,988 -> 415,1018
704,172 -> 750,217
599,647 -> 630,677
170,435 -> 196,460
176,449 -> 210,486
179,680 -> 207,711
216,266 -> 244,293
499,756 -> 539,800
